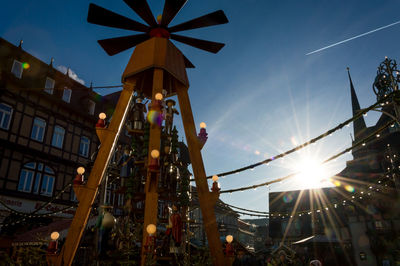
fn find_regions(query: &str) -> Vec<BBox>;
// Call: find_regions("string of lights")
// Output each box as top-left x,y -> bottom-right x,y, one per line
222,208 -> 269,217
199,93 -> 394,181
0,204 -> 78,228
227,143 -> 398,217
219,119 -> 396,194
221,202 -> 269,214
218,182 -> 391,219
31,182 -> 73,215
0,182 -> 73,217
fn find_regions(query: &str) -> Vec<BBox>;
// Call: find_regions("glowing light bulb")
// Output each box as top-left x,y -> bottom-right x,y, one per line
212,175 -> 219,182
77,167 -> 85,175
226,235 -> 233,243
51,231 -> 60,240
151,149 -> 160,159
200,122 -> 207,129
146,224 -> 156,235
99,113 -> 106,119
155,93 -> 163,100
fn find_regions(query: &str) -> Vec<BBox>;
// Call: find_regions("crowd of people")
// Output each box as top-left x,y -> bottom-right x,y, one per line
230,250 -> 323,266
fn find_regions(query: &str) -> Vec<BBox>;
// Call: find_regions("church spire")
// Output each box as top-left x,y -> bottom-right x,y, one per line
347,67 -> 366,140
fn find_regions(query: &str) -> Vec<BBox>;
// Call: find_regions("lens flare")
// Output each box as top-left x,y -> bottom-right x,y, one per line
344,185 -> 355,193
283,193 -> 294,203
147,110 -> 163,126
22,62 -> 30,69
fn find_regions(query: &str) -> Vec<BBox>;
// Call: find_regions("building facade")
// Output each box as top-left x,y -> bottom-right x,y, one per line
0,37 -> 123,244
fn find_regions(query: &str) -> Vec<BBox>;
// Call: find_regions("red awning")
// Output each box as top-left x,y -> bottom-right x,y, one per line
12,219 -> 71,246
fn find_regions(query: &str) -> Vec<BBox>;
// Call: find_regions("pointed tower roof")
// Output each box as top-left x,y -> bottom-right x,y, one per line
347,67 -> 367,139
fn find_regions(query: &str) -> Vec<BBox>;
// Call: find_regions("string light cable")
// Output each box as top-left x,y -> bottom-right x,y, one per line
216,180 -> 392,219
0,182 -> 73,217
215,151 -> 397,217
219,119 -> 396,194
197,92 -> 396,181
0,204 -> 78,228
220,202 -> 268,214
31,182 -> 74,215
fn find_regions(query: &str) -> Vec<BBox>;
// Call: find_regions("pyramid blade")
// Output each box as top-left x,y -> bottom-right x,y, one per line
123,0 -> 156,27
168,10 -> 228,33
98,34 -> 149,56
87,4 -> 149,32
160,0 -> 187,27
170,34 -> 225,53
183,55 -> 195,68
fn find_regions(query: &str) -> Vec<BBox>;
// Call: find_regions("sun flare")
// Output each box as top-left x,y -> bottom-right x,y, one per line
293,157 -> 328,188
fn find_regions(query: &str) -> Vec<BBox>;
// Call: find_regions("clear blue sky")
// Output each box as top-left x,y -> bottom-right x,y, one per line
1,0 -> 400,217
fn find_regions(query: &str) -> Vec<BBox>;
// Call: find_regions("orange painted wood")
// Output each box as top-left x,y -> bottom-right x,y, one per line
140,68 -> 163,266
53,82 -> 136,266
122,37 -> 189,97
176,83 -> 228,266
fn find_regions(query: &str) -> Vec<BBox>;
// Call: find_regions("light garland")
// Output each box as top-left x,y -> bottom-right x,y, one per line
218,182 -> 392,219
219,119 -> 396,194
0,205 -> 78,228
221,202 -> 268,214
216,149 -> 397,219
189,92 -> 397,183
31,182 -> 73,215
0,182 -> 73,217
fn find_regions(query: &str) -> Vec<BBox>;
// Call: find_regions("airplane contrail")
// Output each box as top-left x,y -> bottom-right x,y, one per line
306,20 -> 400,55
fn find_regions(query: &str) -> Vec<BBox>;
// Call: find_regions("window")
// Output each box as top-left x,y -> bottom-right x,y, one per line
18,163 -> 55,196
88,100 -> 96,115
18,162 -> 35,192
51,125 -> 65,148
62,87 -> 72,103
79,136 -> 90,157
31,117 -> 46,142
44,77 -> 55,94
11,60 -> 23,79
41,168 -> 55,196
105,183 -> 116,205
118,194 -> 124,206
0,103 -> 13,130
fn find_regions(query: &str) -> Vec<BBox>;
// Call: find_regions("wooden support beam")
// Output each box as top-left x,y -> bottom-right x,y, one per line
176,82 -> 227,266
52,82 -> 136,266
140,68 -> 163,265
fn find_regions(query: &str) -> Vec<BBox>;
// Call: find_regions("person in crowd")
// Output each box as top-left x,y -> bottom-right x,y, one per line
310,259 -> 322,266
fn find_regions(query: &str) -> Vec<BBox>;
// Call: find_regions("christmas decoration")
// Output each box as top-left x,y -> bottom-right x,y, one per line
96,112 -> 107,128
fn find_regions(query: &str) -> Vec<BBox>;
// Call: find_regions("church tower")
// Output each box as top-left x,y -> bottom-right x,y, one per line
348,68 -> 367,159
348,68 -> 367,140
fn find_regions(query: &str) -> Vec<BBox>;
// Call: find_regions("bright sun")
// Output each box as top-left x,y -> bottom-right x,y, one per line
293,157 -> 328,188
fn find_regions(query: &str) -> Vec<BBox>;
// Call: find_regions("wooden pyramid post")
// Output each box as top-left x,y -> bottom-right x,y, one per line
122,37 -> 227,266
175,83 -> 227,266
50,82 -> 136,266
